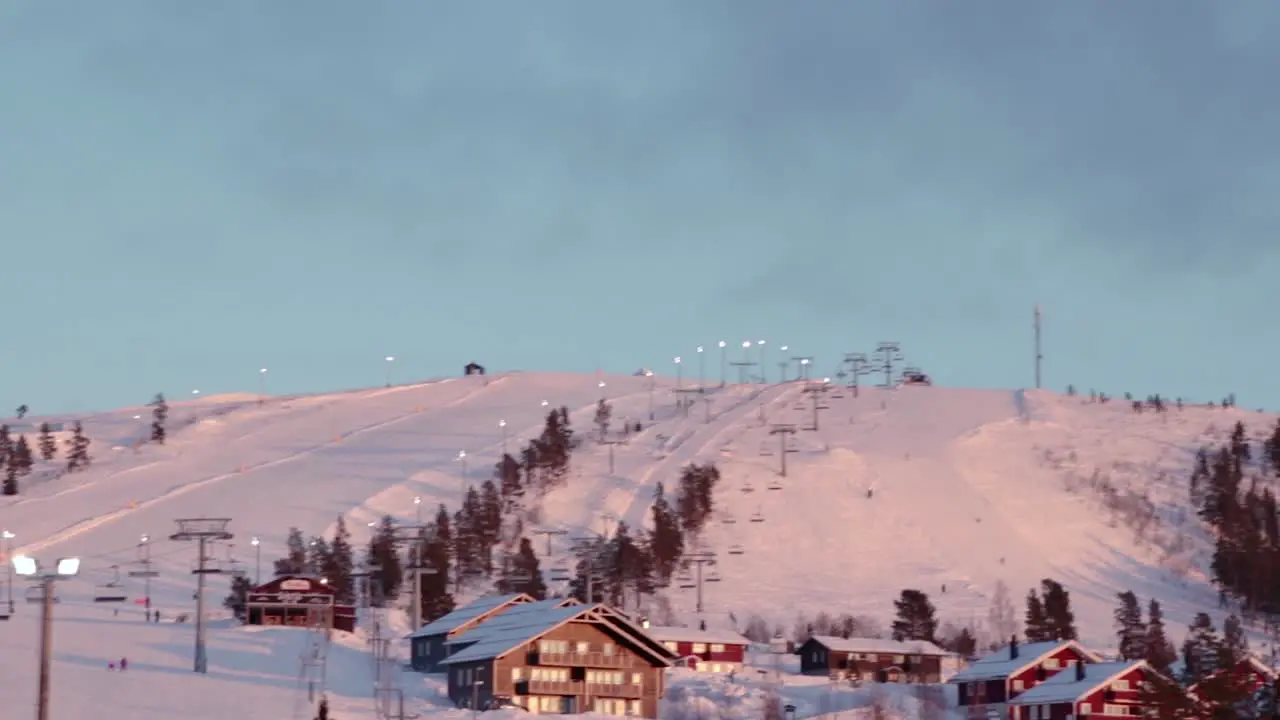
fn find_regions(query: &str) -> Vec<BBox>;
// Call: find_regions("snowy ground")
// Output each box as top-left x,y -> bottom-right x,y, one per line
0,372 -> 1265,718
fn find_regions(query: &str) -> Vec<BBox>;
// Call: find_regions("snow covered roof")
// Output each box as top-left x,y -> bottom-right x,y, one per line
806,635 -> 951,657
644,625 -> 749,646
1187,655 -> 1278,695
949,640 -> 1101,682
1009,661 -> 1143,705
406,593 -> 531,638
441,603 -> 591,665
444,598 -> 581,646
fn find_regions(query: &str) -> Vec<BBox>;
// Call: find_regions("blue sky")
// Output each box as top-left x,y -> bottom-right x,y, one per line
2,2 -> 1277,414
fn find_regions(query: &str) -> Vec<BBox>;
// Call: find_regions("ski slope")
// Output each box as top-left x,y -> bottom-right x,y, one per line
0,372 -> 1265,718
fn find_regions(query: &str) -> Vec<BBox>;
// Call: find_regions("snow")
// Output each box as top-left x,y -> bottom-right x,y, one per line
0,372 -> 1267,718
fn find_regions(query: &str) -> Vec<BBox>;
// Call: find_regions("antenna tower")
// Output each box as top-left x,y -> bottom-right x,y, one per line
1034,305 -> 1043,389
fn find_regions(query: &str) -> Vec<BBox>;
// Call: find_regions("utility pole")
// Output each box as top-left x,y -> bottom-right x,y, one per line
717,340 -> 727,387
1034,304 -> 1043,390
679,550 -> 720,614
800,381 -> 832,431
873,342 -> 904,387
769,424 -> 798,477
170,518 -> 234,673
843,353 -> 871,397
1,530 -> 14,618
128,534 -> 159,613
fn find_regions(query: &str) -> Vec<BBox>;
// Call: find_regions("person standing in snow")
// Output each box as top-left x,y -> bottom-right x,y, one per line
120,657 -> 128,671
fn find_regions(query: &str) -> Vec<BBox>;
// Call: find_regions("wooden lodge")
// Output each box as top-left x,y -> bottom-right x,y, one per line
798,635 -> 954,683
243,574 -> 356,633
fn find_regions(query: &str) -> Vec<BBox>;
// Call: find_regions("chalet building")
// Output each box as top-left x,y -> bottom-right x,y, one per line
407,593 -> 539,672
642,625 -> 749,672
1007,660 -> 1155,719
949,638 -> 1102,719
797,636 -> 953,683
1187,655 -> 1278,704
464,362 -> 485,376
244,575 -> 356,633
438,602 -> 677,717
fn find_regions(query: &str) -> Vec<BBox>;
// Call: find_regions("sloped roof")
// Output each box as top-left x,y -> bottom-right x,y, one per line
444,597 -> 581,646
1187,655 -> 1279,695
407,593 -> 531,639
645,625 -> 750,647
807,635 -> 950,657
950,640 -> 1101,682
1009,661 -> 1143,704
440,602 -> 674,667
441,604 -> 598,665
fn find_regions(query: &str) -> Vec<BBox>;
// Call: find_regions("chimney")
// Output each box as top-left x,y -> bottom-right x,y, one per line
1076,660 -> 1086,682
1009,635 -> 1018,659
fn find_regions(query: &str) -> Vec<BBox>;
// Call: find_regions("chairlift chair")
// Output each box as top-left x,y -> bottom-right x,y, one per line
758,442 -> 774,457
767,479 -> 783,490
549,566 -> 571,583
94,565 -> 129,603
705,571 -> 722,583
728,544 -> 745,556
750,508 -> 765,523
741,481 -> 754,493
677,574 -> 695,589
721,514 -> 736,525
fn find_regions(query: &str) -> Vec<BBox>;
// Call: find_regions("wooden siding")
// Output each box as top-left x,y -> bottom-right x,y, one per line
660,640 -> 746,667
1075,664 -> 1151,716
1007,645 -> 1091,700
480,620 -> 666,717
797,638 -> 945,683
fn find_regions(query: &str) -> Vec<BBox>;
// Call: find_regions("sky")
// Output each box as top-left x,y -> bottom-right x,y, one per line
2,1 -> 1278,414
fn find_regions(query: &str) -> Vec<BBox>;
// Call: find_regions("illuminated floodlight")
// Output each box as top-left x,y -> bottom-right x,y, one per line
56,558 -> 81,577
12,555 -> 38,577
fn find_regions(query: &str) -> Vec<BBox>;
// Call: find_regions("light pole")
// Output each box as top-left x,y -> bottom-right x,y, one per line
778,346 -> 789,382
598,380 -> 606,402
258,368 -> 268,404
458,451 -> 468,486
645,370 -> 655,420
757,340 -> 767,383
12,554 -> 80,720
250,537 -> 261,584
673,357 -> 682,390
718,340 -> 727,387
191,389 -> 200,398
499,420 -> 507,457
384,356 -> 395,387
696,346 -> 705,389
2,530 -> 13,617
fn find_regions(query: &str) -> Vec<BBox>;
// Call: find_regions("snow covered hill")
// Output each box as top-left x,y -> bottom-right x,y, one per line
0,372 -> 1266,718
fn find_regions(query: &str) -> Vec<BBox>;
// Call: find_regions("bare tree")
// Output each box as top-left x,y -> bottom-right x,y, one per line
988,579 -> 1018,642
915,684 -> 948,720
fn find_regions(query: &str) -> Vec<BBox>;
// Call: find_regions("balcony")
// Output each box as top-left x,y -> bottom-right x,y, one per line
535,651 -> 634,669
523,680 -> 643,699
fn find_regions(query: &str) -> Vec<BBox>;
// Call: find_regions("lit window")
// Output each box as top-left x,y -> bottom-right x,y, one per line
1044,658 -> 1061,669
893,655 -> 905,663
664,641 -> 678,652
1112,680 -> 1130,691
693,643 -> 707,653
603,643 -> 615,655
632,673 -> 643,686
511,667 -> 523,681
629,700 -> 642,716
577,641 -> 589,653
711,644 -> 726,652
1012,680 -> 1024,691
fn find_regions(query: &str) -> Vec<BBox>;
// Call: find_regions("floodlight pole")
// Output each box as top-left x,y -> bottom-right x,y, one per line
37,575 -> 53,720
2,530 -> 13,616
170,518 -> 234,673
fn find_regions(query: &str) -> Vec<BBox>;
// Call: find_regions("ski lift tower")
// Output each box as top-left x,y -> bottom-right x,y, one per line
800,380 -> 833,431
768,423 -> 799,476
842,352 -> 873,397
678,549 -> 720,614
873,342 -> 904,388
169,517 -> 234,673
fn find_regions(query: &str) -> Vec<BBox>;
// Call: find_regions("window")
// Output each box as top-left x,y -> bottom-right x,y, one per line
603,643 -> 615,655
712,664 -> 722,672
538,639 -> 568,654
1044,658 -> 1061,669
1104,704 -> 1129,715
629,700 -> 642,716
1112,679 -> 1130,691
692,643 -> 707,653
893,655 -> 904,663
632,673 -> 643,686
1030,706 -> 1040,720
537,696 -> 558,712
1012,679 -> 1025,691
696,662 -> 708,672
663,641 -> 678,652
577,641 -> 590,653
711,644 -> 726,652
531,668 -> 569,682
910,655 -> 921,663
511,667 -> 523,682
812,652 -> 819,662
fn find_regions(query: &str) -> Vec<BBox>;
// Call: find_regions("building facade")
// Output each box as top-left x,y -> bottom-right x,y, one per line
244,575 -> 355,633
798,636 -> 953,683
406,593 -> 538,672
644,625 -> 748,672
439,602 -> 676,717
1007,660 -> 1154,719
949,639 -> 1102,720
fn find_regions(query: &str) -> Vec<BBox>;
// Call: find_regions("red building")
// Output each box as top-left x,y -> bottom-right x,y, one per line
949,638 -> 1102,719
1188,655 -> 1277,701
642,624 -> 748,672
244,574 -> 356,633
1007,659 -> 1154,719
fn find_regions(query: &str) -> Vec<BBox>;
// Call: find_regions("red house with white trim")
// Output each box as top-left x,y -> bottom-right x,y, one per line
641,625 -> 748,672
1007,659 -> 1155,719
949,638 -> 1102,719
1187,655 -> 1278,706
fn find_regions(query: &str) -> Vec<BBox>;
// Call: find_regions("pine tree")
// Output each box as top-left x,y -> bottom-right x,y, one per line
0,424 -> 12,465
1143,599 -> 1177,673
419,505 -> 456,622
1181,612 -> 1223,684
366,516 -> 403,605
10,436 -> 33,477
1,455 -> 16,496
150,393 -> 169,444
223,575 -> 253,619
479,480 -> 503,552
594,398 -> 613,442
648,482 -> 683,583
274,528 -> 308,575
495,454 -> 524,512
308,537 -> 331,576
1114,590 -> 1145,660
1040,579 -> 1077,641
891,589 -> 938,642
324,517 -> 355,604
1024,589 -> 1050,642
314,697 -> 329,720
37,422 -> 56,461
1221,614 -> 1248,668
64,421 -> 91,472
568,536 -> 608,603
500,536 -> 547,600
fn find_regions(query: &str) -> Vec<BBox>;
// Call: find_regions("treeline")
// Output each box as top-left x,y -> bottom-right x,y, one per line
1064,384 -> 1239,411
1,421 -> 91,495
1191,420 -> 1280,618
